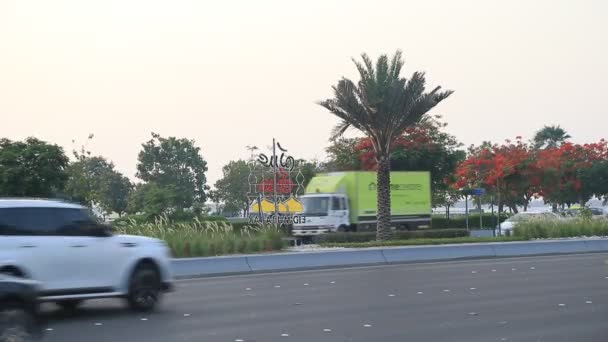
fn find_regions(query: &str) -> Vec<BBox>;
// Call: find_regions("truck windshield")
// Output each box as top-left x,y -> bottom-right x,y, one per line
301,197 -> 330,216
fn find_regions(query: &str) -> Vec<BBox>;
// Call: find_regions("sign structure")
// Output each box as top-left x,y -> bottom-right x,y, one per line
472,188 -> 486,196
247,139 -> 306,225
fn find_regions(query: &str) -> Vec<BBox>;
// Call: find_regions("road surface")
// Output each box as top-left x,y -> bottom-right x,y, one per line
42,253 -> 608,341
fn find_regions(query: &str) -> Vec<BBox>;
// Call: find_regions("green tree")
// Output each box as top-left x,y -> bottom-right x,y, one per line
533,125 -> 571,149
319,50 -> 453,240
324,138 -> 363,171
136,133 -> 209,210
213,160 -> 250,216
97,171 -> 132,217
0,137 -> 69,197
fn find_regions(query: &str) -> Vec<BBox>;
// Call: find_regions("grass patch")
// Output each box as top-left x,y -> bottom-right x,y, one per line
320,236 -> 526,248
112,216 -> 285,257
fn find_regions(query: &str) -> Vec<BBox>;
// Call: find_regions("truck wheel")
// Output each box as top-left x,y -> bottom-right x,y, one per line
337,225 -> 348,232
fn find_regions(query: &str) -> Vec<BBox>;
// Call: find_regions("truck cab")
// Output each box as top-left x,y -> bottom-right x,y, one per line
292,194 -> 350,236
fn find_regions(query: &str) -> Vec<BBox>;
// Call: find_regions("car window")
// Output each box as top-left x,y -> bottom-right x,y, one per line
340,198 -> 347,210
55,208 -> 100,236
331,197 -> 341,210
0,207 -> 64,236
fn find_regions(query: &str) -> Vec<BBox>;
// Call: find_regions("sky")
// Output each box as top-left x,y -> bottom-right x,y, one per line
1,0 -> 607,186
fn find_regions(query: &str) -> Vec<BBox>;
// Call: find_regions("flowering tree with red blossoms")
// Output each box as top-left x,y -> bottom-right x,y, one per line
452,137 -> 537,213
453,138 -> 608,211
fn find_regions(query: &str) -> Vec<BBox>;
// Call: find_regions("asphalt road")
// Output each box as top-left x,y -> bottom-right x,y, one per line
42,253 -> 608,342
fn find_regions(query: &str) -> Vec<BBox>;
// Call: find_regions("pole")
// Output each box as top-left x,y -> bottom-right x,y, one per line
465,195 -> 469,231
479,196 -> 482,229
497,186 -> 502,236
491,196 -> 495,237
272,138 -> 278,225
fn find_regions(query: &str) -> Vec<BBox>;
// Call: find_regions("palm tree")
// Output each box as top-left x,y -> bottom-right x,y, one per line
318,51 -> 453,240
533,125 -> 571,149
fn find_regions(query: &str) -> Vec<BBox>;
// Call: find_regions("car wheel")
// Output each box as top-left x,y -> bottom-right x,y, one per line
56,300 -> 82,312
127,263 -> 161,312
0,303 -> 36,342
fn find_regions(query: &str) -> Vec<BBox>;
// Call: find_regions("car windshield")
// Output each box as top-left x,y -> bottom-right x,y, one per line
300,197 -> 330,216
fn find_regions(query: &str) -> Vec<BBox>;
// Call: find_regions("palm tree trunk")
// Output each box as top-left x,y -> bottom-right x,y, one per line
376,156 -> 392,241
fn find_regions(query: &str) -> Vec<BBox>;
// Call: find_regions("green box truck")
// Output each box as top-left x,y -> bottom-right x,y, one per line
292,171 -> 432,236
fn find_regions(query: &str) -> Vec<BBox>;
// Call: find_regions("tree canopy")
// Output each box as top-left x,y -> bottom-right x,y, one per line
0,137 -> 69,198
136,133 -> 209,210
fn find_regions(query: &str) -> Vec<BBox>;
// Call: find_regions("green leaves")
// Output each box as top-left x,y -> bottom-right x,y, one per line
319,50 -> 453,159
136,133 -> 209,210
0,137 -> 69,197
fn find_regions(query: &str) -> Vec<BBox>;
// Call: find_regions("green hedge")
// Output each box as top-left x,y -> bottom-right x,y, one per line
320,236 -> 525,248
513,219 -> 608,239
112,213 -> 227,226
313,229 -> 469,244
431,214 -> 509,229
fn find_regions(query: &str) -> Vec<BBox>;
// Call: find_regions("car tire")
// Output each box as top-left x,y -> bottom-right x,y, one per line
0,302 -> 36,342
126,263 -> 161,313
56,300 -> 82,312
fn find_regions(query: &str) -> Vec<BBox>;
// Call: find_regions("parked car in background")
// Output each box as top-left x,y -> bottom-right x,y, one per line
0,198 -> 174,313
498,212 -> 561,236
0,275 -> 42,341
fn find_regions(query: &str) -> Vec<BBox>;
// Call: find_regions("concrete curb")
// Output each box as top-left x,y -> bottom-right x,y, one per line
170,238 -> 608,279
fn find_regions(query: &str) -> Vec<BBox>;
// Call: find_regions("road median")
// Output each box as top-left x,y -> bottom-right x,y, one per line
171,238 -> 608,279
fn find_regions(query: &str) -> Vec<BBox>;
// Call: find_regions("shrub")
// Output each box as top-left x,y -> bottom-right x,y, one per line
431,214 -> 509,229
313,229 -> 469,244
513,218 -> 608,239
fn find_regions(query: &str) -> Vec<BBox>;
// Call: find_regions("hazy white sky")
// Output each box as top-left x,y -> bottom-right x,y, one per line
1,0 -> 607,185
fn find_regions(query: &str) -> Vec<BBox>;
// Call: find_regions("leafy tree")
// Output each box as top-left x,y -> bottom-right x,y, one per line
533,125 -> 571,149
65,156 -> 115,204
324,138 -> 363,171
213,160 -> 250,216
357,116 -> 465,207
97,171 -> 132,217
136,133 -> 209,210
0,137 -> 69,197
319,50 -> 453,240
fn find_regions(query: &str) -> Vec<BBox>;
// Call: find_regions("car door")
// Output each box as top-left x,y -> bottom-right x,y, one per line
0,207 -> 75,293
54,208 -> 131,291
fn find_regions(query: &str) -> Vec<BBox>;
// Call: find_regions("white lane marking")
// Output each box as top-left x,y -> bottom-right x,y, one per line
140,318 -> 148,321
491,270 -> 497,272
512,268 -> 517,271
323,329 -> 332,332
274,285 -> 281,288
330,281 -> 336,284
388,294 -> 396,297
183,314 -> 191,317
417,291 -> 424,295
586,301 -> 593,304
235,339 -> 245,342
294,303 -> 303,306
468,312 -> 478,316
46,328 -> 54,331
245,288 -> 252,291
303,283 -> 309,286
443,289 -> 450,293
281,333 -> 289,337
94,323 -> 103,326
471,271 -> 477,274
530,267 -> 535,270
469,288 -> 477,290
363,324 -> 372,327
558,304 -> 566,307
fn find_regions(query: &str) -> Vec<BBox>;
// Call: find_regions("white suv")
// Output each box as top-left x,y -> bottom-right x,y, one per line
0,199 -> 173,312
